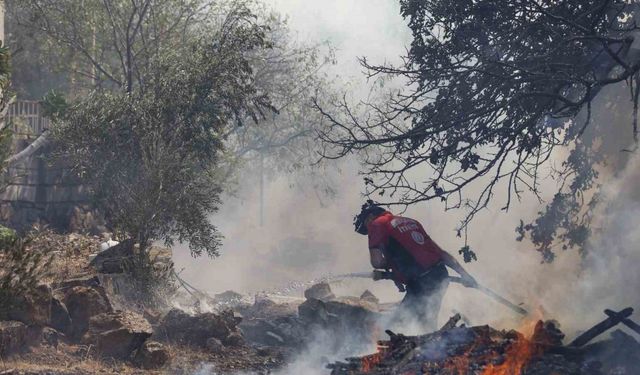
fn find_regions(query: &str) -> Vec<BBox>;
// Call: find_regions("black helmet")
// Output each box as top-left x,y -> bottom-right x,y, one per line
354,200 -> 386,235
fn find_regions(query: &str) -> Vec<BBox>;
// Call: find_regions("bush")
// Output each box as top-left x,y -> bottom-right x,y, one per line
0,232 -> 52,319
0,225 -> 17,250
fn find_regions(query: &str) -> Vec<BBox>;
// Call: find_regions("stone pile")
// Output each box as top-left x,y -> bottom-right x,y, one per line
239,282 -> 381,350
0,272 -> 246,371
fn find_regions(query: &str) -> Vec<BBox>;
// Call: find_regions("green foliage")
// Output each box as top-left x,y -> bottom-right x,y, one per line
121,250 -> 177,308
41,90 -> 69,120
319,1 -> 640,260
7,0 -> 212,96
0,41 -> 13,183
458,245 -> 477,264
0,42 -> 10,89
0,225 -> 17,250
50,3 -> 276,257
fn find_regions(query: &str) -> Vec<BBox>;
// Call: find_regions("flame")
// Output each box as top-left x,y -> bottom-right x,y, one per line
360,323 -> 386,373
441,308 -> 546,375
480,335 -> 539,375
480,310 -> 545,375
361,352 -> 384,372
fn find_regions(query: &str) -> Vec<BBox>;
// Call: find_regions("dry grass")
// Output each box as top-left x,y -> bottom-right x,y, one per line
1,342 -> 288,375
1,343 -> 153,374
164,344 -> 289,375
26,229 -> 100,284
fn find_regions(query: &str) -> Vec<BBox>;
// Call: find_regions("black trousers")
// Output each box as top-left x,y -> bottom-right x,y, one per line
399,263 -> 449,332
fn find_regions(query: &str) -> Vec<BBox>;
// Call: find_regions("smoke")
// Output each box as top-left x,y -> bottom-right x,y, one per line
173,2 -> 640,374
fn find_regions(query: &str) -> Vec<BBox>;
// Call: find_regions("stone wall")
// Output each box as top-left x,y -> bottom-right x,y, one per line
0,101 -> 89,231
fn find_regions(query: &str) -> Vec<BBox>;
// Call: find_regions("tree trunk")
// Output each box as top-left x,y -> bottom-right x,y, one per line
4,131 -> 49,166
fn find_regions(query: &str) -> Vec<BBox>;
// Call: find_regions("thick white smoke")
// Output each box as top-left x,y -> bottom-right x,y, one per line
175,3 -> 640,374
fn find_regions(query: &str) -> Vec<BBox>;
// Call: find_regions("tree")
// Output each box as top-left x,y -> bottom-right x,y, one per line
0,39 -> 14,184
220,6 -> 338,221
13,1 -> 278,259
7,0 -> 335,183
317,1 -> 640,261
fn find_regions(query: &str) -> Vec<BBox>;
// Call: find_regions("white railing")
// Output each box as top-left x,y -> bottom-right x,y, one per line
7,100 -> 50,136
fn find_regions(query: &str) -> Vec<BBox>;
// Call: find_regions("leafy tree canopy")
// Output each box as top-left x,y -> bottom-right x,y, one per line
16,0 -> 279,257
318,0 -> 640,261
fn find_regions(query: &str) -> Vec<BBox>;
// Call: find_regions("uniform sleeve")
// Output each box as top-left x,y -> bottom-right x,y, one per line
367,220 -> 389,248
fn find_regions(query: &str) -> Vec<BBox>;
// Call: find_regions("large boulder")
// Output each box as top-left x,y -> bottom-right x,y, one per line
63,285 -> 113,338
0,321 -> 27,356
7,285 -> 71,333
239,316 -> 307,347
155,309 -> 242,348
360,290 -> 379,305
298,298 -> 380,345
298,298 -> 334,325
84,310 -> 152,359
89,239 -> 134,274
53,275 -> 101,290
134,340 -> 170,369
213,290 -> 243,306
237,296 -> 298,320
304,282 -> 335,302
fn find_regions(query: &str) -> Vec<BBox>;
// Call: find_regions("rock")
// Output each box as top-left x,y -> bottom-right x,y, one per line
84,310 -> 152,359
214,290 -> 243,305
89,239 -> 134,274
0,321 -> 27,356
50,296 -> 72,334
54,275 -> 101,290
99,239 -> 120,252
7,284 -> 71,333
155,309 -> 241,348
223,331 -> 245,347
239,319 -> 283,346
298,298 -> 332,325
359,290 -> 379,304
298,298 -> 379,347
206,337 -> 224,352
135,340 -> 170,370
238,296 -> 299,320
304,282 -> 335,302
63,286 -> 113,338
143,308 -> 163,325
239,316 -> 306,347
41,327 -> 59,347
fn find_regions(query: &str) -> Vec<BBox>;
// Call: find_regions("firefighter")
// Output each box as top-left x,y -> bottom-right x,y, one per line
354,200 -> 477,330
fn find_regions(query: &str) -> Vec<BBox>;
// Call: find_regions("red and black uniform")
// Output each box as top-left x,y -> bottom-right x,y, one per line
367,211 -> 449,329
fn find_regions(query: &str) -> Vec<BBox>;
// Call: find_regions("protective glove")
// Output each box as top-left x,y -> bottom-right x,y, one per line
372,269 -> 388,281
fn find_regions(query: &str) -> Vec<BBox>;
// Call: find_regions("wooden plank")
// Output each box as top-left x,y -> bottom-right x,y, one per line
569,307 -> 633,347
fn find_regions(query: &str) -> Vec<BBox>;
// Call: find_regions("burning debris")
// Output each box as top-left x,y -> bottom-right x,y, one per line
328,308 -> 640,375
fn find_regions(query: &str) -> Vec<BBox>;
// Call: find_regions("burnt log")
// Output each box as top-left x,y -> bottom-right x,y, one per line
569,307 -> 633,347
604,309 -> 640,337
440,313 -> 461,331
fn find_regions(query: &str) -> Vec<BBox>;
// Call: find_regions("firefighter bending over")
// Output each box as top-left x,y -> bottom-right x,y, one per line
354,200 -> 477,331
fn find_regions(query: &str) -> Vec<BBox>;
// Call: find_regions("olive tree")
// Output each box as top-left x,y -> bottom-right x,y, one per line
40,1 -> 277,258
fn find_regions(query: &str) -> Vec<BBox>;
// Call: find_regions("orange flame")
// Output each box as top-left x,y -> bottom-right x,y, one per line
480,310 -> 545,375
361,352 -> 384,372
480,336 -> 540,375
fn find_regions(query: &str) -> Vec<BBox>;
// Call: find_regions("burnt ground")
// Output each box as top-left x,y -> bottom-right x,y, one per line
2,231 -> 639,375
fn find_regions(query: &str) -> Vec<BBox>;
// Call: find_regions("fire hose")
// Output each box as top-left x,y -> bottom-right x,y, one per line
447,276 -> 528,316
338,271 -> 528,316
